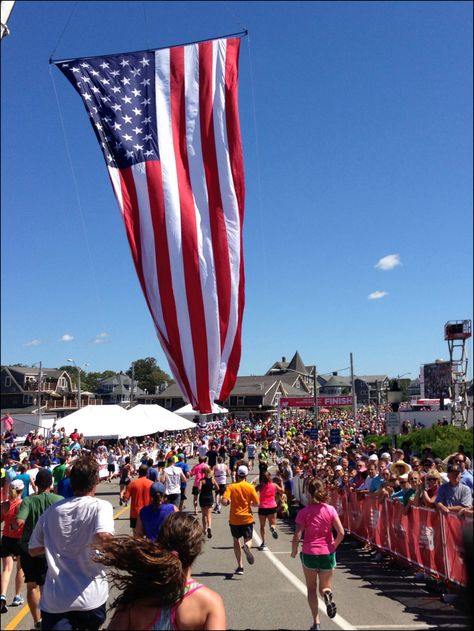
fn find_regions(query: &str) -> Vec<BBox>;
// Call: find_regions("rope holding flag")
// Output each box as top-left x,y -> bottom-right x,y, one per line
54,35 -> 246,413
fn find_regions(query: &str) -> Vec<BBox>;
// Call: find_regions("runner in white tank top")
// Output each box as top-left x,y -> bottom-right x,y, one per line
213,458 -> 231,513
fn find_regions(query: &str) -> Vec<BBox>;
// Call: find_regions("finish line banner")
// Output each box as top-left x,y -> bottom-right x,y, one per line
280,396 -> 353,408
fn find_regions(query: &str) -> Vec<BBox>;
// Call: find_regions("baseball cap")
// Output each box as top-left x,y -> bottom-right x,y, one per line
151,481 -> 166,496
368,454 -> 379,461
316,454 -> 324,459
178,453 -> 185,460
11,479 -> 25,491
35,468 -> 53,488
237,465 -> 249,477
380,452 -> 391,460
334,465 -> 343,471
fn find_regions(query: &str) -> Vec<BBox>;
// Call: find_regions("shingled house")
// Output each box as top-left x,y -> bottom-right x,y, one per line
145,351 -> 317,417
1,365 -> 75,410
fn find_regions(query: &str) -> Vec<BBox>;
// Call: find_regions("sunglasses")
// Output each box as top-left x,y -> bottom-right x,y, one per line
426,477 -> 438,481
454,460 -> 464,464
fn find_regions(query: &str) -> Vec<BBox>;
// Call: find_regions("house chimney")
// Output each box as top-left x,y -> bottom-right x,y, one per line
282,356 -> 286,363
333,371 -> 337,376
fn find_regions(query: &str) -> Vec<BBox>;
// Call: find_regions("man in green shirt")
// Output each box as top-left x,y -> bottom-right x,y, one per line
52,457 -> 68,491
13,468 -> 62,631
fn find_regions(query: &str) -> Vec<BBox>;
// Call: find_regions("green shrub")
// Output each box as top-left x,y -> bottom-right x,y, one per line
365,426 -> 473,460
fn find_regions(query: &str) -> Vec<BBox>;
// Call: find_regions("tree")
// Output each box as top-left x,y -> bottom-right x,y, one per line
127,357 -> 172,393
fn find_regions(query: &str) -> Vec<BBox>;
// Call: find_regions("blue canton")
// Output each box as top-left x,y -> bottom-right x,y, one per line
59,52 -> 158,169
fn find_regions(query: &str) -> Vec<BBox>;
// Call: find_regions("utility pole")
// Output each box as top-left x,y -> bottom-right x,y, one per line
130,362 -> 135,407
37,361 -> 42,427
350,353 -> 357,427
313,364 -> 318,428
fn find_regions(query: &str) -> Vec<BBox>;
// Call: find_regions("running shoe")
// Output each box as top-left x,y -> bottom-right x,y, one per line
323,590 -> 337,618
235,567 -> 244,575
119,498 -> 123,506
207,528 -> 212,539
309,623 -> 320,630
270,526 -> 278,539
242,543 -> 255,565
0,595 -> 7,614
259,543 -> 268,551
12,595 -> 24,606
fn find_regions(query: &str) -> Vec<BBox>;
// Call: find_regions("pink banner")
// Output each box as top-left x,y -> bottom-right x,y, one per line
362,495 -> 390,550
409,507 -> 446,578
280,396 -> 353,408
347,491 -> 368,540
444,513 -> 472,585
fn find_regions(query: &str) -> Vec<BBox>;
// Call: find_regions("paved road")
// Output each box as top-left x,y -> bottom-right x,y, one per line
2,476 -> 470,630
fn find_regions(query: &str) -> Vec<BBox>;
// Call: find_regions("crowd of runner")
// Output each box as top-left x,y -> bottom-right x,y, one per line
1,407 -> 472,629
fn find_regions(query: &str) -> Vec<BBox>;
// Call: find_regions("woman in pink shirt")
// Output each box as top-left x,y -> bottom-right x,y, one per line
291,478 -> 344,631
255,471 -> 284,550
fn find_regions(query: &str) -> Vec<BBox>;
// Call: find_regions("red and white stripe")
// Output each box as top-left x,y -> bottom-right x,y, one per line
108,37 -> 245,413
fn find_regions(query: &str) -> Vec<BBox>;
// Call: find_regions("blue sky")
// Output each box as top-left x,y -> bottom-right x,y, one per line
1,1 -> 472,382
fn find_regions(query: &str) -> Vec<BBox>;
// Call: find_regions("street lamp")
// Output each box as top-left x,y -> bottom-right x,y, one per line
31,361 -> 43,425
67,359 -> 90,409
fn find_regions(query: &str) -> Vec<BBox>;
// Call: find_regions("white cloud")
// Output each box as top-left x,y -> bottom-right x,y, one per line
23,339 -> 42,347
94,332 -> 110,344
60,334 -> 74,342
368,291 -> 388,300
375,254 -> 401,271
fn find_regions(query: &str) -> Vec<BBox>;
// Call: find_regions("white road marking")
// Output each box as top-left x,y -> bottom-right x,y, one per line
252,531 -> 356,630
357,626 -> 436,630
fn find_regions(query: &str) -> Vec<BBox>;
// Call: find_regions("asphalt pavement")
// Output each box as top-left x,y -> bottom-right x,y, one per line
1,473 -> 470,630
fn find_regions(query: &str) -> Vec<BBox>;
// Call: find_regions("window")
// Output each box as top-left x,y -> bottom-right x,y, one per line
23,395 -> 33,404
58,377 -> 66,388
5,376 -> 11,387
237,396 -> 245,406
165,398 -> 172,409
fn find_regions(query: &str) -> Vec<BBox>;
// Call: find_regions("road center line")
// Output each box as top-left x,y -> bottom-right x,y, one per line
252,531 -> 356,630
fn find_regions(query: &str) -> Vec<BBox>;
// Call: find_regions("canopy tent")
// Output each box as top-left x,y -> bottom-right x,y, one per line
59,405 -> 129,439
174,403 -> 228,418
126,405 -> 197,435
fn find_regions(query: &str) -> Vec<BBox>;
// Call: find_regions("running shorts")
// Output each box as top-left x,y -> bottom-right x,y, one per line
20,550 -> 48,585
258,507 -> 277,516
1,535 -> 22,558
218,484 -> 227,495
300,552 -> 336,571
230,523 -> 254,541
192,486 -> 200,496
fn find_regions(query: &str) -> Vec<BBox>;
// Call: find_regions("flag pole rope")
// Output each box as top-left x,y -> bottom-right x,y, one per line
50,29 -> 248,65
49,1 -> 79,63
49,65 -> 107,331
246,31 -> 269,299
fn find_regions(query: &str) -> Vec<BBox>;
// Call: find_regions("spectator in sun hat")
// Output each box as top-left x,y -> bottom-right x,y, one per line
436,464 -> 473,516
390,460 -> 410,476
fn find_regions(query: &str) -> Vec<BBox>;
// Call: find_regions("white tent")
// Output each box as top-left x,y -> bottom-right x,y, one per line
126,405 -> 196,435
58,405 -> 129,439
174,403 -> 228,418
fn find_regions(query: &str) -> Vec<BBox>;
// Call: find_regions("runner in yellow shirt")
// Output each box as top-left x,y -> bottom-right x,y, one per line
222,465 -> 259,576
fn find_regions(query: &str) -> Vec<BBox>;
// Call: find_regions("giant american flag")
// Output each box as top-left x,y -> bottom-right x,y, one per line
55,36 -> 245,413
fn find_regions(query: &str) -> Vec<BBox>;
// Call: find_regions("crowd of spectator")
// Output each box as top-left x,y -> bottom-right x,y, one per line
1,406 -> 472,626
